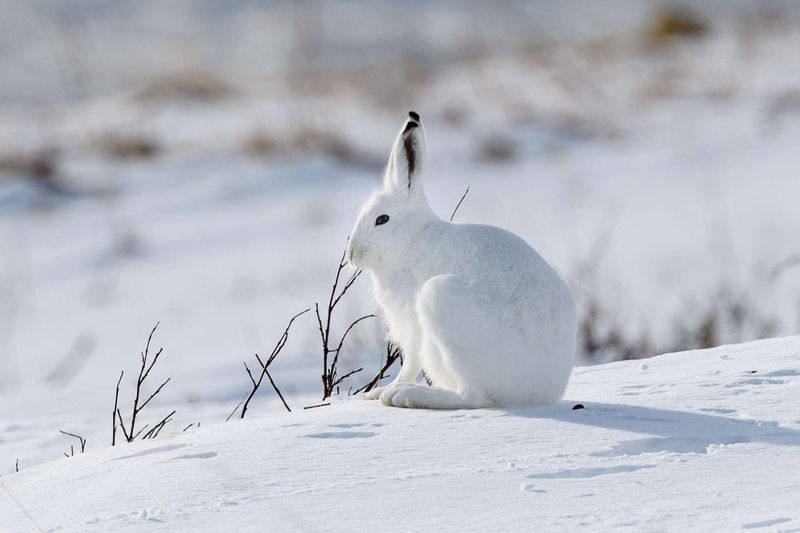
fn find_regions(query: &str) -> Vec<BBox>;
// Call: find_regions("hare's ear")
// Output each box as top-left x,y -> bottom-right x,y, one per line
384,111 -> 427,197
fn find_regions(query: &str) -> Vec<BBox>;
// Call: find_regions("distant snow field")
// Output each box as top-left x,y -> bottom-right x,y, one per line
2,337 -> 799,531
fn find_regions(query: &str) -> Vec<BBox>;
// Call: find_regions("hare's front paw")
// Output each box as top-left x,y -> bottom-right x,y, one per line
379,383 -> 418,407
363,386 -> 386,400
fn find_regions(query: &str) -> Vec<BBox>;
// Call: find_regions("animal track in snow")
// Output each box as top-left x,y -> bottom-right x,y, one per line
764,369 -> 800,377
728,378 -> 787,387
592,436 -> 750,457
520,483 -> 547,493
173,452 -> 217,460
304,431 -> 377,439
526,464 -> 656,479
328,423 -> 384,429
741,517 -> 793,529
112,444 -> 187,461
698,407 -> 737,415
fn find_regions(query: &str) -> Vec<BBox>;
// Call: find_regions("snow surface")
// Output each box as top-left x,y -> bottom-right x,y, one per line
2,336 -> 799,532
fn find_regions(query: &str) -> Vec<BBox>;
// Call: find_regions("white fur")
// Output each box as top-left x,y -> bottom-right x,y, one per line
347,112 -> 577,409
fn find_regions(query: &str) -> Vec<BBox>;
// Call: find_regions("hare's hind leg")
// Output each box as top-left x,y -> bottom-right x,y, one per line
380,382 -> 485,409
381,275 -> 493,409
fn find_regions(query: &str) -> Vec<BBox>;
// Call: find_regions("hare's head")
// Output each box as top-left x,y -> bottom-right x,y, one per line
347,111 -> 435,273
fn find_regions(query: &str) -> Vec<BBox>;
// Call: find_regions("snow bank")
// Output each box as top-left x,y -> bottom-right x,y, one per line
2,336 -> 799,531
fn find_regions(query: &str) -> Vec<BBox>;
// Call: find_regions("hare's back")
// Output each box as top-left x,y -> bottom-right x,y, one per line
434,223 -> 560,286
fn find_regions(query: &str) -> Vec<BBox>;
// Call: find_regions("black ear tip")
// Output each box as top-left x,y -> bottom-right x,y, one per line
408,111 -> 420,121
403,120 -> 419,134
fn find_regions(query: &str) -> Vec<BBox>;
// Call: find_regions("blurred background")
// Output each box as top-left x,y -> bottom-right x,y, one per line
1,0 -> 800,468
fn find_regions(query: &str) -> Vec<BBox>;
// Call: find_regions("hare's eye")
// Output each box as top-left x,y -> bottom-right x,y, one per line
375,214 -> 390,226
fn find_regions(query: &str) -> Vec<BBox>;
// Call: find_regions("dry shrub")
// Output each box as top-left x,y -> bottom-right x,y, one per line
578,296 -> 653,362
668,285 -> 777,353
648,9 -> 708,46
0,149 -> 76,197
0,149 -> 58,181
135,71 -> 234,102
243,132 -> 281,158
293,129 -> 368,167
477,134 -> 517,163
441,105 -> 469,126
96,135 -> 160,160
763,89 -> 800,122
578,282 -> 779,363
242,128 -> 381,170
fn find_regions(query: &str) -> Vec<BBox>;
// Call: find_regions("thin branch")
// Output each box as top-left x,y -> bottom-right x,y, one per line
116,409 -> 130,442
264,368 -> 291,412
139,322 -> 160,382
303,402 -> 330,410
132,424 -> 150,440
142,410 -> 175,439
141,348 -> 163,385
129,324 -> 161,439
137,377 -> 171,413
59,430 -> 87,455
332,367 -> 363,387
243,362 -> 257,386
354,342 -> 403,394
112,371 -> 123,446
331,268 -> 363,310
769,253 -> 800,283
234,309 -> 309,419
112,323 -> 174,443
226,394 -> 246,422
318,242 -> 376,399
449,186 -> 470,222
150,412 -> 175,439
150,411 -> 175,439
331,314 -> 375,372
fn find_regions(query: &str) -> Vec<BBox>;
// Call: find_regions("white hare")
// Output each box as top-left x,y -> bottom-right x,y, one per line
347,112 -> 576,409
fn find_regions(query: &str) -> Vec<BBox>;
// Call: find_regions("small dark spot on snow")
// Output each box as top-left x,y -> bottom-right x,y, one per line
572,404 -> 585,410
748,370 -> 757,374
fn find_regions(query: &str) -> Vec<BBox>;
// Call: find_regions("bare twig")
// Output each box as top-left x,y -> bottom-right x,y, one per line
330,314 -> 374,382
132,424 -> 150,440
317,245 -> 375,399
226,396 -> 246,422
112,323 -> 175,444
231,309 -> 310,419
264,368 -> 292,412
354,342 -> 403,394
112,371 -> 123,446
333,367 -> 363,389
59,430 -> 86,457
769,253 -> 800,283
142,410 -> 176,439
449,186 -> 470,222
303,402 -> 331,410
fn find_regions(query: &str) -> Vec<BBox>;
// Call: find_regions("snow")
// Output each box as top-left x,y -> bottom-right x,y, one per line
2,336 -> 799,531
1,2 -> 800,529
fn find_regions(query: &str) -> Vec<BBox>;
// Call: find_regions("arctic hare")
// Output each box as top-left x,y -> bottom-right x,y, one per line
347,112 -> 576,409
